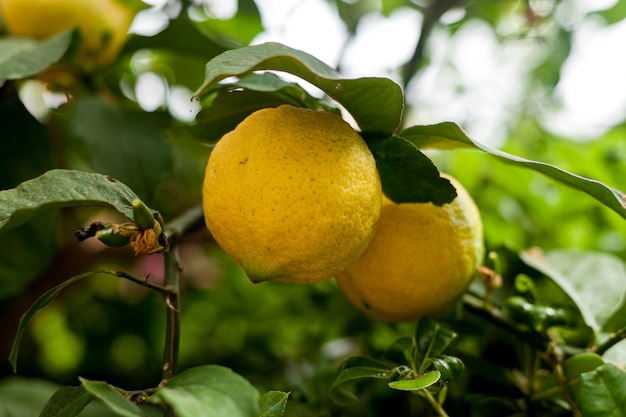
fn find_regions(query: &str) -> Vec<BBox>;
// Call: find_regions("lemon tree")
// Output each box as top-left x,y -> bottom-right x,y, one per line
1,2 -> 626,417
202,104 -> 381,284
336,175 -> 484,322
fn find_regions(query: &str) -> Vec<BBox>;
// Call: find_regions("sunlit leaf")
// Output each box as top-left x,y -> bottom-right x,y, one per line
0,31 -> 72,84
150,365 -> 260,417
401,122 -> 626,220
257,391 -> 289,417
388,371 -> 441,391
193,42 -> 403,134
79,378 -> 144,417
579,363 -> 626,417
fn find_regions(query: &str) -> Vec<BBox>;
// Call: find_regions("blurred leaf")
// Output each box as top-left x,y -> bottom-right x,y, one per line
0,170 -> 145,237
193,42 -> 404,134
79,378 -> 144,417
194,0 -> 263,48
69,97 -> 174,202
150,365 -> 260,417
39,385 -> 94,417
9,270 -> 123,372
579,363 -> 626,416
414,318 -> 457,372
0,31 -> 72,84
330,356 -> 395,405
123,13 -> 226,59
594,0 -> 626,25
539,250 -> 626,333
519,250 -> 597,347
0,377 -> 59,417
388,371 -> 441,391
368,136 -> 456,205
401,122 -> 626,220
563,353 -> 604,382
257,391 -> 289,417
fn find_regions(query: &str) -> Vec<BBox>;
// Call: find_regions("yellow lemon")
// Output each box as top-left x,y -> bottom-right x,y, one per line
0,0 -> 135,67
336,175 -> 484,322
202,105 -> 382,284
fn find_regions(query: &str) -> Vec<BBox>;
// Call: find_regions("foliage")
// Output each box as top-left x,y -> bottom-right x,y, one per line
1,1 -> 626,416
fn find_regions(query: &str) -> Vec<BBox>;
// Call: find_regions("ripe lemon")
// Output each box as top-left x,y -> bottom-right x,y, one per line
202,105 -> 382,284
336,175 -> 484,322
0,0 -> 135,67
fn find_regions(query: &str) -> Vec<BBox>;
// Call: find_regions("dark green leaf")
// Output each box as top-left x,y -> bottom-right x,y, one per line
330,356 -> 396,405
580,363 -> 626,417
68,97 -> 174,202
0,170 -> 144,237
0,31 -> 72,84
368,136 -> 456,205
79,379 -> 144,417
150,365 -> 260,417
39,385 -> 94,417
193,42 -> 403,134
430,355 -> 465,382
388,371 -> 441,391
257,391 -> 289,417
401,122 -> 626,220
414,318 -> 457,372
383,336 -> 414,366
9,271 -> 123,372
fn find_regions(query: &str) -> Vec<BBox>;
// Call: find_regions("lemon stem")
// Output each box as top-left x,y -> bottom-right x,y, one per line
420,390 -> 450,417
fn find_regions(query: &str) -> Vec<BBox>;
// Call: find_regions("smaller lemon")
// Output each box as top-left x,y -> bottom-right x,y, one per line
0,0 -> 135,67
203,105 -> 382,285
336,175 -> 484,322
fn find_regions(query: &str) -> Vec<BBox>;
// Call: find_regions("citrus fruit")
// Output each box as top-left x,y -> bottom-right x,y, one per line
0,0 -> 135,67
336,175 -> 484,322
202,105 -> 382,284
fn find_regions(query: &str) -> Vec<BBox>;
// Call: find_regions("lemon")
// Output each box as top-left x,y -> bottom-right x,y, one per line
0,0 -> 135,67
336,175 -> 484,322
202,105 -> 382,284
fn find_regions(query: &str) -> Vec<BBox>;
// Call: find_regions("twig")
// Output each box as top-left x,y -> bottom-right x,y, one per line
596,325 -> 626,356
115,270 -> 171,294
161,248 -> 181,382
163,204 -> 205,244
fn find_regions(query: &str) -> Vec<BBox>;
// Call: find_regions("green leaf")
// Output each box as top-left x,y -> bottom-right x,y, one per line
193,42 -> 404,134
0,169 -> 145,237
0,31 -> 72,84
9,271 -> 122,372
368,136 -> 456,205
580,363 -> 626,417
388,371 -> 441,391
68,97 -> 174,202
414,318 -> 457,372
150,365 -> 260,417
539,250 -> 626,333
563,353 -> 605,382
0,377 -> 60,417
39,385 -> 94,417
79,379 -> 144,417
257,391 -> 289,417
400,122 -> 626,220
593,0 -> 626,25
430,355 -> 465,382
330,356 -> 396,405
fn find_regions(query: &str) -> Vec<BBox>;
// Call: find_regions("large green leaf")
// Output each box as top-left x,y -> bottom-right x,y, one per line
0,31 -> 72,85
68,97 -> 174,202
193,42 -> 404,134
0,377 -> 60,417
579,363 -> 626,417
79,379 -> 144,417
257,391 -> 289,417
150,365 -> 260,417
401,122 -> 626,220
0,170 -> 144,237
